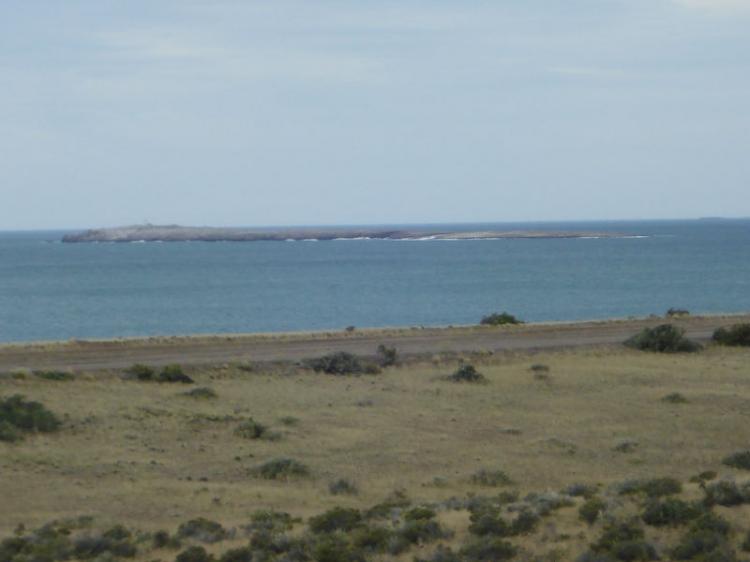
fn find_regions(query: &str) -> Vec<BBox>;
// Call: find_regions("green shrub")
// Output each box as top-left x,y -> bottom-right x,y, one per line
689,470 -> 717,484
580,497 -> 607,525
510,510 -> 539,535
309,507 -> 362,534
468,507 -> 511,537
0,421 -> 22,443
480,313 -> 523,326
125,364 -> 156,381
671,530 -> 733,561
624,324 -> 701,353
404,507 -> 436,521
351,525 -> 392,552
530,364 -> 550,373
182,387 -> 217,399
218,547 -> 252,562
713,324 -> 750,347
245,510 -> 295,533
414,546 -> 461,562
376,344 -> 398,367
176,518 -> 227,543
0,395 -> 61,438
33,370 -> 74,381
158,365 -> 194,384
613,439 -> 639,454
176,545 -> 214,562
312,534 -> 365,562
640,477 -> 682,498
592,520 -> 646,553
459,537 -> 517,561
703,480 -> 748,507
449,364 -> 486,383
397,518 -> 449,546
303,352 -> 380,375
662,392 -> 689,404
234,418 -> 267,439
253,458 -> 310,480
152,530 -> 180,549
690,512 -> 731,536
73,532 -> 137,559
723,450 -> 750,470
666,308 -> 690,317
470,469 -> 512,487
641,498 -> 703,527
279,416 -> 299,426
329,478 -> 358,496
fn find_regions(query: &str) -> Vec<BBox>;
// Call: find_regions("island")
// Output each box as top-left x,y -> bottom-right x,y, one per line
61,224 -> 632,243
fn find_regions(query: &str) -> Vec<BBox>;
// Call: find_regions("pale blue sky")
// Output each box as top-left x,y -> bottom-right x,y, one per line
2,0 -> 749,229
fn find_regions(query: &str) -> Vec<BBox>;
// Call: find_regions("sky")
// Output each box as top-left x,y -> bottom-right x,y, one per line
1,0 -> 749,229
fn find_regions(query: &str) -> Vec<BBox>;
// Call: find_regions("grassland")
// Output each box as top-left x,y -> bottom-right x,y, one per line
2,342 -> 750,561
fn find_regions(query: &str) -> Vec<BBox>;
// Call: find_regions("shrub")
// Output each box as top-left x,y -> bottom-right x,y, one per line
182,387 -> 217,399
703,480 -> 748,507
580,497 -> 607,525
671,530 -> 733,561
0,395 -> 61,438
689,470 -> 717,484
0,421 -> 22,443
253,458 -> 309,480
397,518 -> 449,546
613,439 -> 639,453
376,344 -> 398,367
592,520 -> 645,553
713,324 -> 750,347
723,450 -> 750,470
234,418 -> 267,439
640,477 -> 682,498
470,469 -> 512,487
691,512 -> 731,536
415,545 -> 461,562
125,364 -> 155,381
245,510 -> 296,534
176,518 -> 227,543
480,313 -> 523,326
624,324 -> 701,353
459,537 -> 517,561
158,364 -> 194,384
73,533 -> 137,559
33,370 -> 74,381
662,392 -> 689,404
468,508 -> 511,537
511,510 -> 539,535
404,507 -> 436,521
449,364 -> 486,383
303,352 -> 380,375
351,525 -> 392,552
219,547 -> 252,562
530,364 -> 550,373
176,546 -> 214,562
152,530 -> 180,550
329,478 -> 358,496
309,507 -> 362,534
279,416 -> 299,426
641,498 -> 703,527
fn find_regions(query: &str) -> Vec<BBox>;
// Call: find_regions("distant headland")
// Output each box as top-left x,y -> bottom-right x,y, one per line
61,224 -> 633,243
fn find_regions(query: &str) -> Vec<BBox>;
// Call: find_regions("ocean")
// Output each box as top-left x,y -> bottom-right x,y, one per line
1,220 -> 748,343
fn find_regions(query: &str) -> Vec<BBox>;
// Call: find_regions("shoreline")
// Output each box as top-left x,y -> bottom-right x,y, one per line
1,312 -> 747,371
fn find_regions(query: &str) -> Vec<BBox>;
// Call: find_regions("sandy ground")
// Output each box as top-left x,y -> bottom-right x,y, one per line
0,313 -> 748,372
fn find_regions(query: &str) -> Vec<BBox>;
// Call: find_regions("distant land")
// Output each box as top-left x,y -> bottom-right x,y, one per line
61,224 -> 631,242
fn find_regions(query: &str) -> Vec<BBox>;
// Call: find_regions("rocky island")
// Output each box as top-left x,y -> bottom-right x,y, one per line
62,224 -> 631,243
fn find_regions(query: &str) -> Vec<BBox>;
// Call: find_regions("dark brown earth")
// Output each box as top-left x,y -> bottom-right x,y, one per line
1,314 -> 747,371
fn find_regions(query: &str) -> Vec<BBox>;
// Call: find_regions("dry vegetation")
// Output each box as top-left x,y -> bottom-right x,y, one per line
2,343 -> 750,561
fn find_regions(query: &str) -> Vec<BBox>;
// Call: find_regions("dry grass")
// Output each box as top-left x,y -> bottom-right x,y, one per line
2,345 -> 750,558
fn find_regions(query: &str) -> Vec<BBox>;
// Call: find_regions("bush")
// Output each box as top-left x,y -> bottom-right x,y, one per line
158,364 -> 194,383
351,525 -> 392,552
671,530 -> 733,561
448,365 -> 486,383
176,518 -> 227,543
459,537 -> 517,561
235,419 -> 268,440
218,547 -> 252,562
308,507 -> 362,534
33,370 -> 74,382
253,458 -> 310,480
510,510 -> 539,535
376,344 -> 398,367
182,387 -> 217,399
641,498 -> 703,527
470,469 -> 513,487
480,313 -> 523,326
244,510 -> 296,534
468,508 -> 511,537
0,395 -> 61,439
713,324 -> 750,347
176,546 -> 214,562
397,518 -> 449,546
329,478 -> 358,496
125,364 -> 156,381
624,324 -> 701,353
640,477 -> 682,498
666,308 -> 690,317
592,520 -> 646,553
662,392 -> 689,404
303,352 -> 380,375
723,450 -> 750,470
580,497 -> 607,525
703,480 -> 748,507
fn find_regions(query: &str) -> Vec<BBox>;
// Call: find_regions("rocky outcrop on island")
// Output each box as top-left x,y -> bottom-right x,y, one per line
62,224 -> 631,243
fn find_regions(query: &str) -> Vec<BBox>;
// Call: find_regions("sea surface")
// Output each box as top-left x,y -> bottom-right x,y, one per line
1,220 -> 749,343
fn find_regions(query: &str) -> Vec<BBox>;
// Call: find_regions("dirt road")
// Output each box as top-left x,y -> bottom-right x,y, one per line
0,314 -> 747,372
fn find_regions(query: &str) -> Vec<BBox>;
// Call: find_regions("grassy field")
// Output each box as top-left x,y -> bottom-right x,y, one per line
2,343 -> 750,561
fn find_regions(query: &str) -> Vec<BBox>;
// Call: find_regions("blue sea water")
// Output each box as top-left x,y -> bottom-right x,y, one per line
1,220 -> 749,343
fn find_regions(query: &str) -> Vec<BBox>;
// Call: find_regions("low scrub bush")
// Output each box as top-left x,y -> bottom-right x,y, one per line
624,324 -> 701,353
641,498 -> 703,527
470,469 -> 513,487
234,419 -> 268,440
0,395 -> 61,441
176,518 -> 227,543
703,480 -> 750,507
176,545 -> 214,562
723,450 -> 750,470
376,344 -> 398,367
252,458 -> 310,480
158,364 -> 194,383
218,547 -> 252,562
303,352 -> 380,375
33,370 -> 74,382
329,478 -> 358,496
579,497 -> 607,525
459,537 -> 517,561
661,392 -> 689,404
309,507 -> 362,534
125,364 -> 156,381
480,312 -> 523,326
590,520 -> 658,561
713,324 -> 750,347
182,387 -> 217,399
448,364 -> 486,383
666,308 -> 690,317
